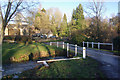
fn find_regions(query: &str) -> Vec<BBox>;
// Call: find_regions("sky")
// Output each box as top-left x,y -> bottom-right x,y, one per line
40,1 -> 118,22
0,0 -> 119,23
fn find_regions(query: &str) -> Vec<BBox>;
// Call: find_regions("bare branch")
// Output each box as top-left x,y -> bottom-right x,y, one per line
7,1 -> 22,24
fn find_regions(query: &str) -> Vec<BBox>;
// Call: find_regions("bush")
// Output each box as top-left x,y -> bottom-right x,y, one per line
14,36 -> 22,42
27,37 -> 32,44
3,36 -> 15,40
70,34 -> 87,45
113,36 -> 120,51
14,36 -> 32,44
21,36 -> 28,43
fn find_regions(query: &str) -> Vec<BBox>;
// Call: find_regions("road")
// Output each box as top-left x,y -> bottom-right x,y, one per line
78,46 -> 120,78
48,42 -> 120,78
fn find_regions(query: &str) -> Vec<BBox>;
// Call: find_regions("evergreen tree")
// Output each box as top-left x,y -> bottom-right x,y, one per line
34,8 -> 50,32
50,15 -> 57,35
60,13 -> 68,37
71,4 -> 84,30
41,8 -> 46,13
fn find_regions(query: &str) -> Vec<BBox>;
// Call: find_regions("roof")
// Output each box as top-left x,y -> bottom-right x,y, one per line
6,24 -> 28,29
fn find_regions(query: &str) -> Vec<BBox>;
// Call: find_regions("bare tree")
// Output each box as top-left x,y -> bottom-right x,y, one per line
0,0 -> 38,42
85,0 -> 105,42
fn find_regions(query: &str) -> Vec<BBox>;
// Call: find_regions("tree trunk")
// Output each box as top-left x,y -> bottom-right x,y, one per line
1,23 -> 6,43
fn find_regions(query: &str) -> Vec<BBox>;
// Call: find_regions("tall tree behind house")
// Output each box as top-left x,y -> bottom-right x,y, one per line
60,13 -> 68,37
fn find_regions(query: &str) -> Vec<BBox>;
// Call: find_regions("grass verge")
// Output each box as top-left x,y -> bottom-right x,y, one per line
2,57 -> 106,79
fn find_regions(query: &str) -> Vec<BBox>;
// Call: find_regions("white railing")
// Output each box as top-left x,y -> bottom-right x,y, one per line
50,42 -> 86,59
83,41 -> 113,51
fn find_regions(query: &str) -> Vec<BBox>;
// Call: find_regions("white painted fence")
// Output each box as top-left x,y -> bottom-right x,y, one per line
49,42 -> 86,58
83,41 -> 113,51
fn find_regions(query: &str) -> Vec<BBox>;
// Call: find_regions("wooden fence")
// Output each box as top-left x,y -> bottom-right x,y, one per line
50,42 -> 86,59
83,41 -> 113,51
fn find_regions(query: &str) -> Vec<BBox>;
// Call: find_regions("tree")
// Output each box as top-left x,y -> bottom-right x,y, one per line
47,8 -> 62,36
0,0 -> 37,42
50,15 -> 57,35
69,4 -> 86,44
34,8 -> 51,34
85,0 -> 105,42
118,13 -> 120,35
71,4 -> 84,30
0,0 -> 22,42
60,13 -> 68,37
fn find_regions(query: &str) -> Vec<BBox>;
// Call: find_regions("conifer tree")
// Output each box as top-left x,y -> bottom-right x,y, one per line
71,4 -> 84,30
60,13 -> 68,37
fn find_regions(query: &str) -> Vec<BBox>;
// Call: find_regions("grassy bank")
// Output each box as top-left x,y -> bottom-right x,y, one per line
2,42 -> 66,64
2,57 -> 106,79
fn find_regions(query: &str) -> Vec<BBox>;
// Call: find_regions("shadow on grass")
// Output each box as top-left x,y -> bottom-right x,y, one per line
2,43 -> 26,64
35,43 -> 41,58
41,43 -> 52,57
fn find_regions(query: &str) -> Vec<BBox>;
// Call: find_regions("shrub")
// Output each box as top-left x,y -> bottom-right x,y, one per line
70,34 -> 86,45
14,36 -> 32,44
3,36 -> 15,40
14,36 -> 22,42
21,36 -> 28,43
27,37 -> 32,44
113,36 -> 120,51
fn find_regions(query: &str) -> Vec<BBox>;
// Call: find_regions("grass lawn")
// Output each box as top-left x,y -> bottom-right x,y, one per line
2,57 -> 106,79
2,42 -> 66,64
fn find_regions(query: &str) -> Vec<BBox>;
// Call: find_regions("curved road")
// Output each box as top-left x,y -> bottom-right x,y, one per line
48,42 -> 120,78
78,46 -> 120,78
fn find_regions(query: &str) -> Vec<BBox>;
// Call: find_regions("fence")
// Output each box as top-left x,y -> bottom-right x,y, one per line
83,41 -> 113,51
50,42 -> 86,59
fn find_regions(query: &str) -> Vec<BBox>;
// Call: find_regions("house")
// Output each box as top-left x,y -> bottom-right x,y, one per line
32,29 -> 54,38
47,31 -> 53,38
40,29 -> 53,38
4,24 -> 29,36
